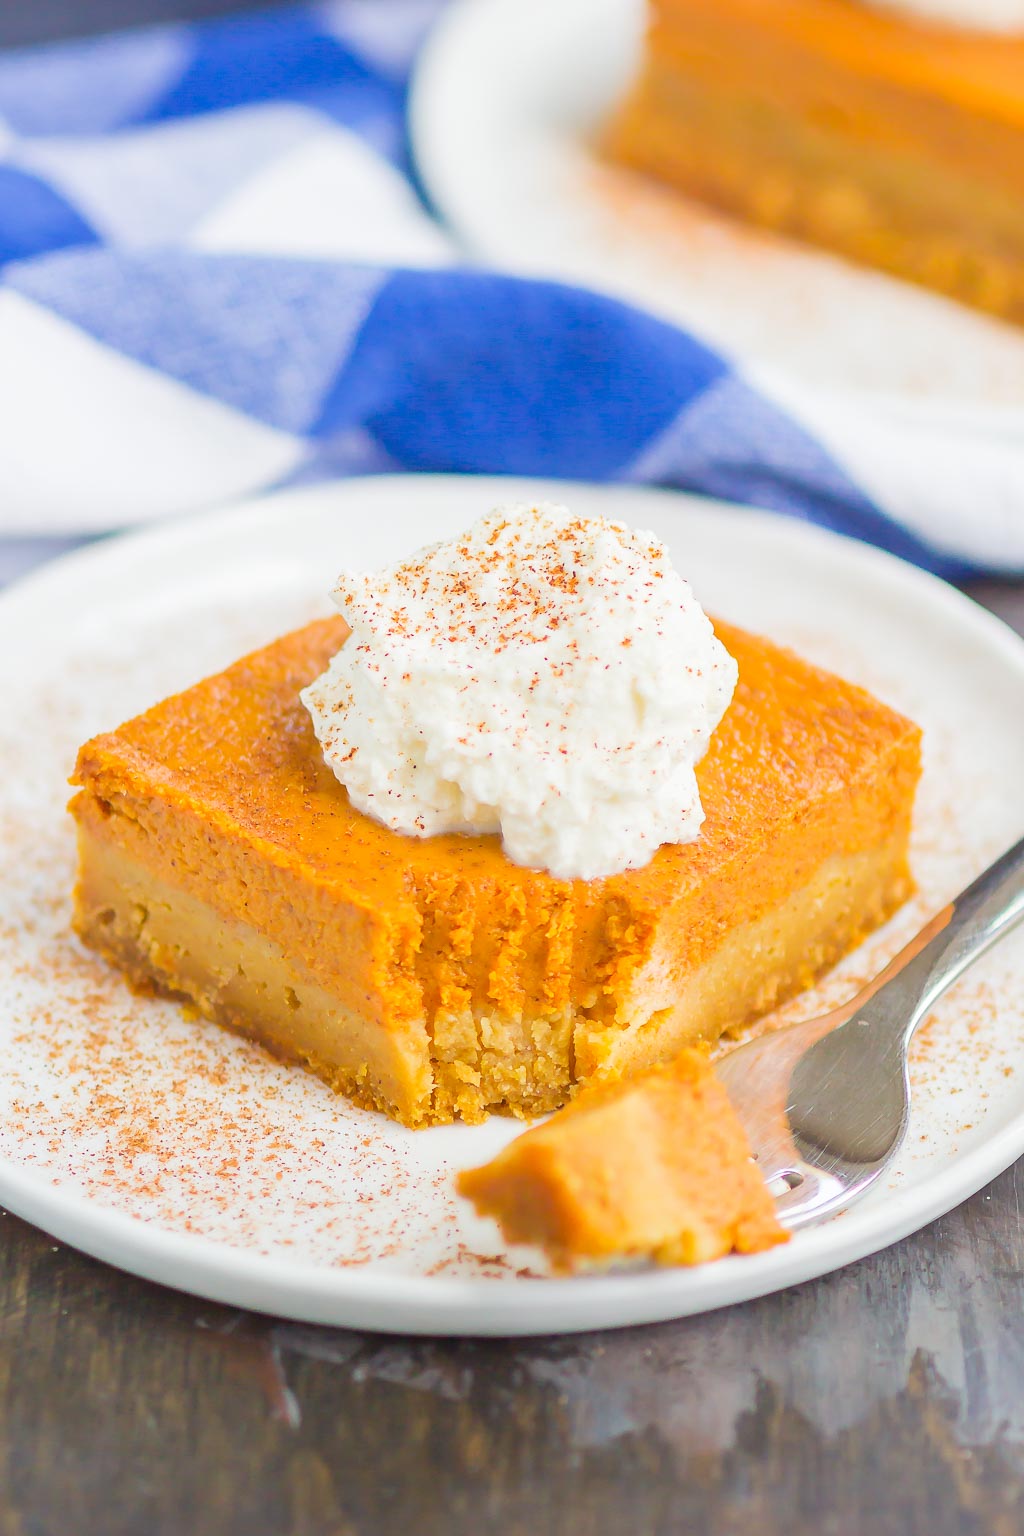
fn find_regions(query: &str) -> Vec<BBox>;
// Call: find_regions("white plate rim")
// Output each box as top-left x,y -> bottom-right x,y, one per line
1,472 -> 1023,1337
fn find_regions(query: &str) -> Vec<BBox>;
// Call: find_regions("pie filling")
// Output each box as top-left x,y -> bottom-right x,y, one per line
457,1048 -> 790,1270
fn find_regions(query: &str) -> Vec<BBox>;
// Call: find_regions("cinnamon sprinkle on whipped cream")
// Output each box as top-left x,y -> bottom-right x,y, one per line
302,503 -> 737,881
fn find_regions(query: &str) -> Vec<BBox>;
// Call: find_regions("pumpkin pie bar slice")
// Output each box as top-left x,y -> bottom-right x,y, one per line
457,1047 -> 788,1270
608,0 -> 1024,324
69,616 -> 920,1128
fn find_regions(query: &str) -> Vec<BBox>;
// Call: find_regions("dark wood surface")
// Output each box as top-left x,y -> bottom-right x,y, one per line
1,1163 -> 1023,1536
3,5 -> 1024,1533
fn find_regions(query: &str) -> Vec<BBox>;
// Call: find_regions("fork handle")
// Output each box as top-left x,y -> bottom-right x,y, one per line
870,833 -> 1024,1046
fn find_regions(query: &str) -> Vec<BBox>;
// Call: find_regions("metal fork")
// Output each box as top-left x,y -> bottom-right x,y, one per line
714,834 -> 1024,1229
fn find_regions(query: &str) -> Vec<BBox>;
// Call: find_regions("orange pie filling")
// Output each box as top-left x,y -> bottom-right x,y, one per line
457,1048 -> 789,1270
70,617 -> 920,1128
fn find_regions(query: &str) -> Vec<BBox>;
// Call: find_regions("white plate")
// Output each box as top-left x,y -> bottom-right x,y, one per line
1,474 -> 1023,1337
411,0 -> 1024,413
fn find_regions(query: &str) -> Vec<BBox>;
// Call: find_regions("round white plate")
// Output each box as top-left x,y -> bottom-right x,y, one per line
1,475 -> 1023,1336
411,0 -> 1024,413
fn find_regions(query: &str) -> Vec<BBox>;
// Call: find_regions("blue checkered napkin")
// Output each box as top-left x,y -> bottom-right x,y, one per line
0,1 -> 1018,588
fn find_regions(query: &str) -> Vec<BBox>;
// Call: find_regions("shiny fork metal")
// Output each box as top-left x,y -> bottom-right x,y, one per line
715,834 -> 1024,1229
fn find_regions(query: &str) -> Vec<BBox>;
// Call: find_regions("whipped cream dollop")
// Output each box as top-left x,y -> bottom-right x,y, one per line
302,504 -> 737,882
865,0 -> 1024,29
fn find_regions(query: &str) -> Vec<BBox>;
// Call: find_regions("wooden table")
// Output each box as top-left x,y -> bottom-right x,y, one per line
3,6 -> 1024,1531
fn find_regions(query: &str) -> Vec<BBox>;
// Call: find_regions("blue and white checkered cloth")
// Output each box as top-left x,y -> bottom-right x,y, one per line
0,0 -> 1021,589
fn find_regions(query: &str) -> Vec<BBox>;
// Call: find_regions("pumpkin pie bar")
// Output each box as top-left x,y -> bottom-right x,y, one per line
457,1048 -> 788,1270
69,617 -> 920,1128
607,0 -> 1024,324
